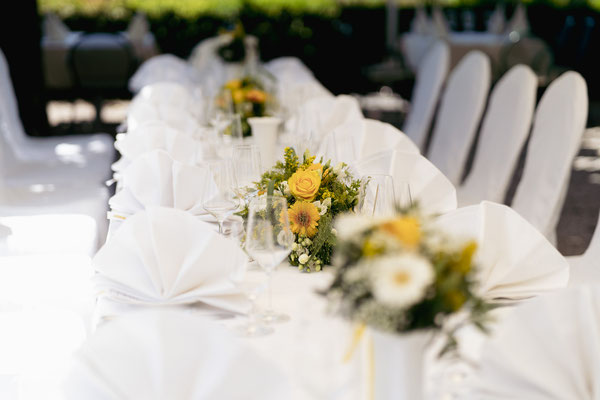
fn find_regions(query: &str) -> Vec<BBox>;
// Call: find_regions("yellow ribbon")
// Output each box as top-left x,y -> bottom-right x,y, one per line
343,324 -> 375,400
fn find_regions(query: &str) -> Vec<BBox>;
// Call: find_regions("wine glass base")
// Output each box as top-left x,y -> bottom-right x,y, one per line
232,322 -> 274,337
261,310 -> 290,324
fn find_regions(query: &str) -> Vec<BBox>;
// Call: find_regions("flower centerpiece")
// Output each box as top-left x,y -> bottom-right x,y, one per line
219,77 -> 273,137
322,209 -> 490,399
242,147 -> 361,272
323,209 -> 490,349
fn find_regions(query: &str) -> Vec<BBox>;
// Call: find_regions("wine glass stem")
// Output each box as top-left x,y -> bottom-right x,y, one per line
217,219 -> 224,235
267,270 -> 273,313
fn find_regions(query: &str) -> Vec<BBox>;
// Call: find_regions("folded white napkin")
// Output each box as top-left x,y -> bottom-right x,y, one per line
354,149 -> 457,215
93,207 -> 248,314
286,95 -> 364,142
128,54 -> 203,94
470,286 -> 600,399
113,121 -> 199,172
109,150 -> 216,218
318,118 -> 419,166
64,309 -> 291,400
432,201 -> 569,301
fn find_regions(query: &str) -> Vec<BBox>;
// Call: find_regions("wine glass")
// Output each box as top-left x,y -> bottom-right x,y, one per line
207,90 -> 233,134
246,196 -> 294,323
230,113 -> 244,143
228,262 -> 273,337
202,159 -> 239,235
232,144 -> 262,206
396,180 -> 413,209
357,174 -> 397,216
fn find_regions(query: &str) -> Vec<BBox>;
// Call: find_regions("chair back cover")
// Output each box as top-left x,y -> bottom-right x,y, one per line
512,71 -> 588,241
427,50 -> 491,185
0,49 -> 30,155
458,64 -> 537,206
354,149 -> 457,215
403,41 -> 450,152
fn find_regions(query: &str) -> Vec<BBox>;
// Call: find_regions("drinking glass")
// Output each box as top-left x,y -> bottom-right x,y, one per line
202,159 -> 239,235
357,174 -> 397,216
232,144 -> 262,206
246,196 -> 294,323
207,90 -> 233,134
396,180 -> 413,209
228,262 -> 273,337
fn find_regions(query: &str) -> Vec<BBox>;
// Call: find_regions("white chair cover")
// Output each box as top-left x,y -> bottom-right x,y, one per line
0,49 -> 114,181
410,6 -> 432,35
427,50 -> 491,185
64,310 -> 291,400
431,6 -> 450,37
470,286 -> 600,399
128,54 -> 203,94
512,71 -> 588,242
402,41 -> 450,151
354,149 -> 457,215
487,3 -> 506,34
318,118 -> 418,166
504,3 -> 530,36
432,201 -> 569,301
458,64 -> 537,206
42,12 -> 70,41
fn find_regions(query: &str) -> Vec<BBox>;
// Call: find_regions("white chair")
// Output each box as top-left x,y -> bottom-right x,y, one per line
402,41 -> 450,151
427,50 -> 491,185
354,149 -> 457,215
318,118 -> 419,166
0,49 -> 115,182
458,64 -> 538,206
512,71 -> 588,243
568,210 -> 600,286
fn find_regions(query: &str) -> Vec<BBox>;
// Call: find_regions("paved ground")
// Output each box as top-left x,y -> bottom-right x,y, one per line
46,99 -> 600,256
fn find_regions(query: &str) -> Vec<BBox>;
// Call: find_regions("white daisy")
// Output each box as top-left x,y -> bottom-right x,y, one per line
371,254 -> 434,308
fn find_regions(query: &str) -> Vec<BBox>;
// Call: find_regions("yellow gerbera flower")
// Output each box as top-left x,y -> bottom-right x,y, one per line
286,201 -> 320,238
379,216 -> 421,250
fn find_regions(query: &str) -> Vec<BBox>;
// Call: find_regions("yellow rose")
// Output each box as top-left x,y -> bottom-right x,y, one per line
379,216 -> 421,250
232,89 -> 245,104
225,79 -> 242,90
288,170 -> 321,201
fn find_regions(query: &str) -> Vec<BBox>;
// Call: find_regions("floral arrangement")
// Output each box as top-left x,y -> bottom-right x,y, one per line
243,147 -> 361,272
323,210 -> 490,353
220,77 -> 271,137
